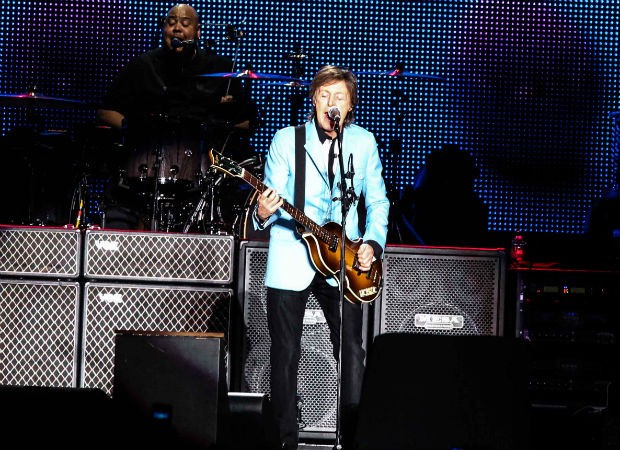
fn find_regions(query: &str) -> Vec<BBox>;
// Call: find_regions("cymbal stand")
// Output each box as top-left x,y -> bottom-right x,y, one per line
286,43 -> 308,125
385,89 -> 417,244
224,22 -> 245,96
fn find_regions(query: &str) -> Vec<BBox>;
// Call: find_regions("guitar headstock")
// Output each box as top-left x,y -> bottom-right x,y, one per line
208,148 -> 243,178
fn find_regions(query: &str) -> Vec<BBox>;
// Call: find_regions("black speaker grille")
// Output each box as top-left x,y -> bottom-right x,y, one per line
379,247 -> 505,336
239,243 -> 338,434
0,280 -> 79,387
0,226 -> 80,278
81,282 -> 232,395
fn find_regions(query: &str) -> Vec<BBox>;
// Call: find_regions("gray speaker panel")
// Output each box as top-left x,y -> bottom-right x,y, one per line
81,282 -> 232,395
83,229 -> 235,284
0,225 -> 81,278
0,279 -> 79,387
376,245 -> 505,337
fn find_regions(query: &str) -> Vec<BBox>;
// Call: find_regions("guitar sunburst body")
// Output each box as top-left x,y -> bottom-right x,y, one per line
209,149 -> 383,304
300,223 -> 382,304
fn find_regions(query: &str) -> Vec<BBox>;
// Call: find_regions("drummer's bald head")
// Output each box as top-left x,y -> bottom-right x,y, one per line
163,4 -> 201,29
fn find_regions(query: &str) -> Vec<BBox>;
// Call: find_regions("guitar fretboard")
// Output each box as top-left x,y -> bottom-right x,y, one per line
240,169 -> 337,247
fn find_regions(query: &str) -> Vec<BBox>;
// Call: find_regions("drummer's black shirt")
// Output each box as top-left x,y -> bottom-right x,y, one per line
100,46 -> 251,129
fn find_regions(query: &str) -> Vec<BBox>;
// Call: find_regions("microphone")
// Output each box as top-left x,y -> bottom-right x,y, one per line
171,37 -> 196,49
328,106 -> 341,123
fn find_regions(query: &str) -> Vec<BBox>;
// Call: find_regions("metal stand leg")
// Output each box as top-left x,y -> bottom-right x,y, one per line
182,173 -> 227,234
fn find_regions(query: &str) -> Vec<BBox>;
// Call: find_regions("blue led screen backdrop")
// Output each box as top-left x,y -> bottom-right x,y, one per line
0,1 -> 618,234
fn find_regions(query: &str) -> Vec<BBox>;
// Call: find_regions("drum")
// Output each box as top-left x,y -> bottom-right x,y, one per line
121,114 -> 208,197
104,114 -> 209,231
234,189 -> 271,240
189,155 -> 269,238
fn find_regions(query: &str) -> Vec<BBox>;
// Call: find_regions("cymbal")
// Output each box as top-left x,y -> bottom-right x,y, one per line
266,80 -> 310,88
355,68 -> 445,81
196,69 -> 304,83
0,92 -> 91,109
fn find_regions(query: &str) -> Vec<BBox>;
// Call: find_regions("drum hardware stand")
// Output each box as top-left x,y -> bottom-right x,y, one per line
182,133 -> 234,234
73,175 -> 87,229
72,171 -> 98,230
149,142 -> 165,231
182,169 -> 227,234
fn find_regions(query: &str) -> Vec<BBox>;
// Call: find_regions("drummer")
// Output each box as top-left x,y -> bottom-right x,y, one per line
96,3 -> 255,230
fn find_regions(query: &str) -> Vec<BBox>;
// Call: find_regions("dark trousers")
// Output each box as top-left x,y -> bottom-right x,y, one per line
266,274 -> 365,449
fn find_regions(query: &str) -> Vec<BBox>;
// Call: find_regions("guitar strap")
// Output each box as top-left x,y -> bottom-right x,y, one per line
294,124 -> 306,211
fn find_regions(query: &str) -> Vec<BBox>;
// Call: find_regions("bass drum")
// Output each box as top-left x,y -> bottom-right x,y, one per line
234,189 -> 271,241
213,155 -> 270,240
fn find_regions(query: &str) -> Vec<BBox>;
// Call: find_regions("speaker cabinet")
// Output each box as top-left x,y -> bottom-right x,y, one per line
83,229 -> 235,284
375,245 -> 506,337
0,225 -> 81,278
113,331 -> 228,449
235,240 -> 369,439
0,279 -> 79,387
80,282 -> 232,395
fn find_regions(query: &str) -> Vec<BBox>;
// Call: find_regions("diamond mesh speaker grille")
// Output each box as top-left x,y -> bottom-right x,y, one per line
0,280 -> 79,387
0,226 -> 81,278
237,241 -> 350,436
81,282 -> 232,395
84,230 -> 234,284
377,246 -> 505,336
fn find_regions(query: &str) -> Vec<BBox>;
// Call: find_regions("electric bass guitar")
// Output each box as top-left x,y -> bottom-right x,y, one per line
209,149 -> 382,304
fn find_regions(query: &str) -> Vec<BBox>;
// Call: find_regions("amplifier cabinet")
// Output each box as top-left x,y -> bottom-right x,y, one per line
0,225 -> 81,279
375,245 -> 506,337
0,279 -> 80,387
235,240 -> 370,439
83,229 -> 235,284
80,282 -> 233,395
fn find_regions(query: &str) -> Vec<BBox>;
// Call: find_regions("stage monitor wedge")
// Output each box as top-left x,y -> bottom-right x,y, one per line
112,331 -> 228,449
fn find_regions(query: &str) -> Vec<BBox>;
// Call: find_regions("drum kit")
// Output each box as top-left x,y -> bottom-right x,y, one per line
0,87 -> 270,234
0,63 -> 443,235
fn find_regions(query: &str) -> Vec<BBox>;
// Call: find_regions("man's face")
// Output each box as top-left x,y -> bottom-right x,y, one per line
162,5 -> 200,52
313,80 -> 352,137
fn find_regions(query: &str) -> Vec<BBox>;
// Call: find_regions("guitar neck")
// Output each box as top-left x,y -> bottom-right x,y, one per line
241,170 -> 334,244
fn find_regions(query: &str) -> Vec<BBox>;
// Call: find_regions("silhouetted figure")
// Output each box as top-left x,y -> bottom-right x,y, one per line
403,144 -> 489,247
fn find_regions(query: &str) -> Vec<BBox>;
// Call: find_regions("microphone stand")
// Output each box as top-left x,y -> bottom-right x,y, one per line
332,122 -> 357,450
150,139 -> 163,232
224,23 -> 245,97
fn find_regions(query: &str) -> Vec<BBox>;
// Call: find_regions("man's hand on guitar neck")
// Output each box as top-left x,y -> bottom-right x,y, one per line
256,188 -> 284,224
